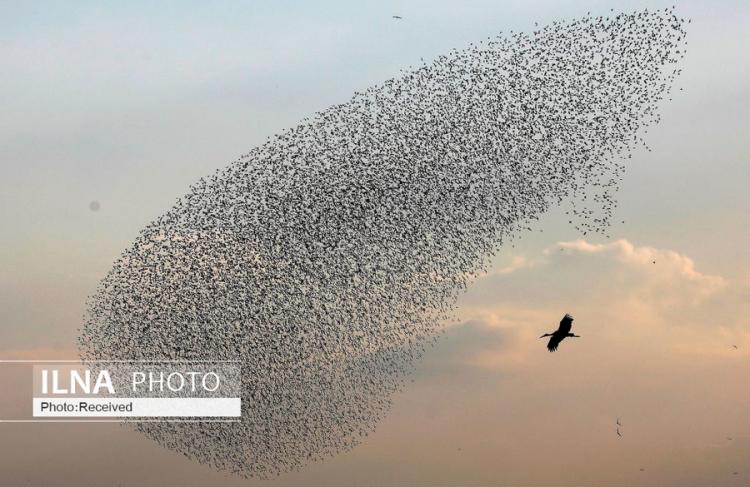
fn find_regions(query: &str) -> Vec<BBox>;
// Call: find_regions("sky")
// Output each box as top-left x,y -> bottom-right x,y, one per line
1,0 -> 750,485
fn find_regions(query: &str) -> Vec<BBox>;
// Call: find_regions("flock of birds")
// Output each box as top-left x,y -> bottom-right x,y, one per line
78,8 -> 688,479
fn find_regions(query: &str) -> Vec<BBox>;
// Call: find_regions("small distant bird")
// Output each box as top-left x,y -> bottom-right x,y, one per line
731,345 -> 738,349
540,314 -> 579,352
617,427 -> 622,437
392,15 -> 402,19
616,418 -> 622,426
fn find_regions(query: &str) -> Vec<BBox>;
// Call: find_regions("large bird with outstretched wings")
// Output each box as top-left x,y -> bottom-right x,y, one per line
540,314 -> 579,352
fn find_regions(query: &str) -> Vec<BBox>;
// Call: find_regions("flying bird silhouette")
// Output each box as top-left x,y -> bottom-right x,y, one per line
617,427 -> 622,437
616,418 -> 622,426
540,314 -> 579,352
392,15 -> 402,19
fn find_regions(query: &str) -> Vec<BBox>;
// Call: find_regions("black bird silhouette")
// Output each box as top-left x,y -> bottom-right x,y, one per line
392,15 -> 402,19
617,427 -> 622,437
540,314 -> 579,352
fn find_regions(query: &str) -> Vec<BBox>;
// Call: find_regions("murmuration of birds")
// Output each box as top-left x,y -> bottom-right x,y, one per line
78,8 -> 688,479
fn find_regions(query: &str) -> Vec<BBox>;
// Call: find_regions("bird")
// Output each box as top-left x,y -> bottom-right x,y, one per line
540,314 -> 579,352
731,345 -> 738,349
616,418 -> 621,426
617,427 -> 622,437
75,8 -> 689,477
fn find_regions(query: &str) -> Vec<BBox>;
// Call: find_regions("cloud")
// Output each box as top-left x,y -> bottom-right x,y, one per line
491,255 -> 536,276
545,239 -> 729,326
417,319 -> 509,376
419,306 -> 560,373
550,239 -> 727,297
467,238 -> 728,312
452,238 -> 747,368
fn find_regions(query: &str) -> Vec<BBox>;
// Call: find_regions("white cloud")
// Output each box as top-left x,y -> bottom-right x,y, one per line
477,255 -> 536,277
552,239 -> 726,292
549,239 -> 728,303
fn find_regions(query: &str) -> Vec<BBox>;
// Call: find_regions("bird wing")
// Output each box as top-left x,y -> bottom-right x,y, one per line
558,314 -> 573,334
546,334 -> 563,352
